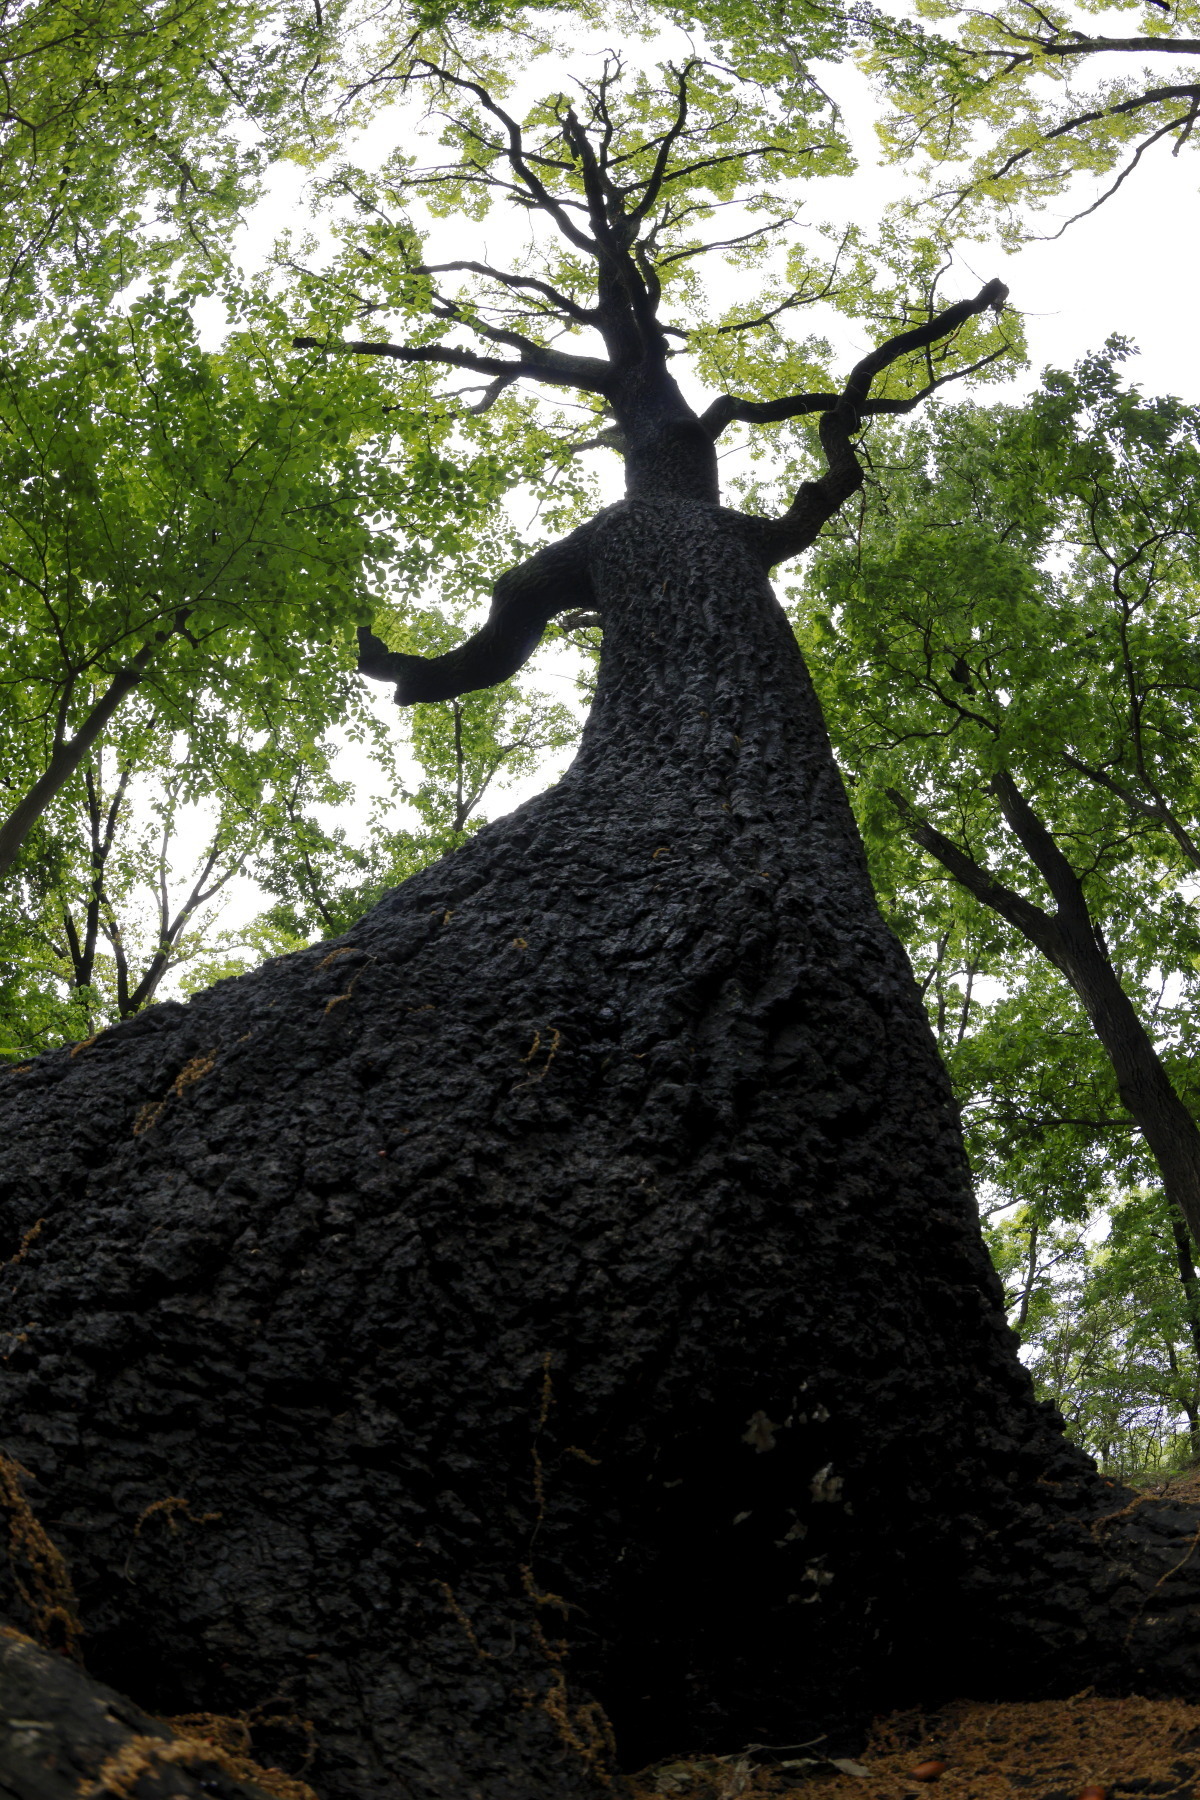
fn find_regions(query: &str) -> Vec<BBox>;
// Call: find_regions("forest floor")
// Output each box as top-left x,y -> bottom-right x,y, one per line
630,1693 -> 1200,1800
629,1472 -> 1200,1800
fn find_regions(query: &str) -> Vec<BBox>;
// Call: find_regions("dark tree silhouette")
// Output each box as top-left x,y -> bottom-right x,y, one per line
3,58 -> 1200,1800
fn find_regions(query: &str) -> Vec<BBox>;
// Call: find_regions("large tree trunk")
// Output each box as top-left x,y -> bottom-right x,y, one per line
2,498 -> 1199,1800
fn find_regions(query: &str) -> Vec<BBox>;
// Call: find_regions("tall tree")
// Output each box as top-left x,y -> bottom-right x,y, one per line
5,55 -> 1200,1800
0,289 -> 393,883
988,1186 -> 1200,1477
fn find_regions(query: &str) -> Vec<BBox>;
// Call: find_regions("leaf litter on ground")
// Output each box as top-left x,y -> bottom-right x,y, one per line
631,1693 -> 1200,1799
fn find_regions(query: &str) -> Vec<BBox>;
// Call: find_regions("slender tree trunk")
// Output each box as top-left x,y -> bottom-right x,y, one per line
1017,1217 -> 1040,1333
0,645 -> 156,881
890,778 -> 1200,1251
1049,912 -> 1200,1251
1170,1217 -> 1200,1461
3,502 -> 1200,1799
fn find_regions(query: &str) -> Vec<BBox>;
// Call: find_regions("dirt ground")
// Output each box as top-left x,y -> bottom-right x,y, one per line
631,1471 -> 1200,1800
631,1692 -> 1200,1800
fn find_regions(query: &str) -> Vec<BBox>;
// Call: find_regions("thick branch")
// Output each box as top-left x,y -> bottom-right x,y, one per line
988,768 -> 1094,931
885,787 -> 1060,956
292,334 -> 612,397
703,280 -> 1008,442
986,82 -> 1200,187
993,33 -> 1200,63
357,520 -> 598,705
746,279 -> 1009,566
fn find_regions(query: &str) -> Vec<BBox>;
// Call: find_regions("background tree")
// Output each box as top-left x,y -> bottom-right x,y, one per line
250,669 -> 582,945
0,287 -> 396,880
0,273 -> 560,1052
990,1188 -> 1200,1477
0,0 -> 345,324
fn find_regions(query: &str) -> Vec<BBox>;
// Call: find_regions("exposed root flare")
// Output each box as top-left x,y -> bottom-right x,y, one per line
0,1449 -> 83,1660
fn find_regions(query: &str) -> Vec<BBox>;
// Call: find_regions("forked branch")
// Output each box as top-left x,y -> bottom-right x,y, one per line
754,278 -> 1010,565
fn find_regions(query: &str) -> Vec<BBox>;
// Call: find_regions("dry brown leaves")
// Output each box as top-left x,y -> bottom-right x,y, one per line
632,1693 -> 1200,1800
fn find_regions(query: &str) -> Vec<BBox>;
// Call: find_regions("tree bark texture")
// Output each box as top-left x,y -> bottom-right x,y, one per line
2,500 -> 1200,1799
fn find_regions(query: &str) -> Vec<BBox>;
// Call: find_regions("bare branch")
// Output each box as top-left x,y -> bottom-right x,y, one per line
411,61 -> 600,260
627,62 -> 696,227
418,260 -> 597,326
654,214 -> 796,271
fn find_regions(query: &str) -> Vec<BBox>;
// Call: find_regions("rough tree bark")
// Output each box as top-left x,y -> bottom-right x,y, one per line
4,61 -> 1200,1800
5,491 -> 1200,1800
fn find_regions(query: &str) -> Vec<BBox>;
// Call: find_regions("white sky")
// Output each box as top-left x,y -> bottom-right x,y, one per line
168,26 -> 1200,962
